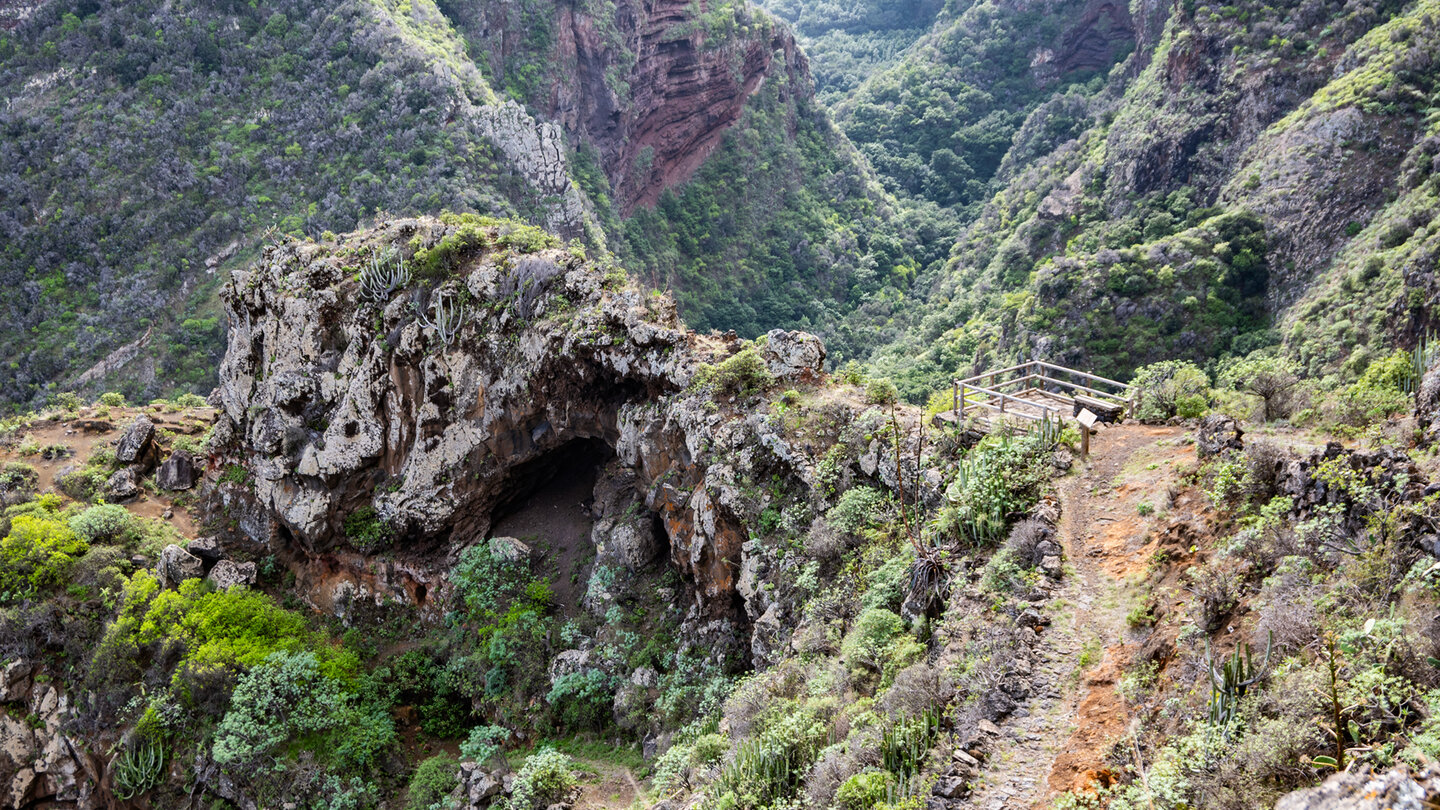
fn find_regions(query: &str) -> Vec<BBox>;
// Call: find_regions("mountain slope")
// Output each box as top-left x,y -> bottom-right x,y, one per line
865,0 -> 1440,398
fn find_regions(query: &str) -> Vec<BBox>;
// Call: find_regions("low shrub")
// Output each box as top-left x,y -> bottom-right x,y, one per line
508,747 -> 576,810
98,392 -> 127,407
836,770 -> 894,810
405,753 -> 459,810
69,504 -> 133,543
0,511 -> 89,601
1131,360 -> 1210,421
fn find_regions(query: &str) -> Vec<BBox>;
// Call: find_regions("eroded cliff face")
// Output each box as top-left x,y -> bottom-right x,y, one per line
211,216 -> 876,658
455,0 -> 810,214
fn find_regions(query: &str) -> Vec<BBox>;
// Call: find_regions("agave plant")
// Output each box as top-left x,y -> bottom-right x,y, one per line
1205,630 -> 1273,731
112,738 -> 166,800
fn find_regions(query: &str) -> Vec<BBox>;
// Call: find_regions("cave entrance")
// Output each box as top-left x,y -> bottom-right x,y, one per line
488,437 -> 613,615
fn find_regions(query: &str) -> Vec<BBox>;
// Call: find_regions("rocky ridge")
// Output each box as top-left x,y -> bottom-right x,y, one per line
211,216 -> 916,661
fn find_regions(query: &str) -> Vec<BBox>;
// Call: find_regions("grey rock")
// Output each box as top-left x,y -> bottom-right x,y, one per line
207,560 -> 258,590
187,536 -> 223,563
1197,414 -> 1244,458
115,414 -> 155,465
104,466 -> 141,501
489,536 -> 532,564
1275,764 -> 1440,810
157,544 -> 205,588
156,450 -> 197,490
760,329 -> 826,384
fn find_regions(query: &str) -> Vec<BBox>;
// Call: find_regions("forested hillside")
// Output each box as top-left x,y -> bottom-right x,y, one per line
859,0 -> 1440,400
0,0 -> 924,407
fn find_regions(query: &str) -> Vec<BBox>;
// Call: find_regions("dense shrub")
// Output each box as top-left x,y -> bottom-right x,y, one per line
0,512 -> 89,601
826,486 -> 888,534
69,504 -> 133,543
836,770 -> 894,810
405,754 -> 459,810
508,747 -> 577,810
696,347 -> 775,399
212,651 -> 348,765
1130,360 -> 1210,421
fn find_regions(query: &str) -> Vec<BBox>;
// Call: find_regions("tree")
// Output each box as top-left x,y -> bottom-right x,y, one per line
1220,353 -> 1301,421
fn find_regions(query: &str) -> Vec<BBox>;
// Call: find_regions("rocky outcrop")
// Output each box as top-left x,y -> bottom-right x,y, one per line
1275,764 -> 1440,810
0,662 -> 102,809
213,217 -> 833,629
475,102 -> 591,239
156,449 -> 197,490
545,0 -> 810,213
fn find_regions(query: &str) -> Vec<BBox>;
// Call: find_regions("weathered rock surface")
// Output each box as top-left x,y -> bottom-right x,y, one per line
104,465 -> 141,501
1275,764 -> 1440,810
114,414 -> 155,465
0,664 -> 102,809
213,218 -> 846,640
157,544 -> 205,587
156,449 -> 197,490
1196,413 -> 1243,458
207,559 -> 258,590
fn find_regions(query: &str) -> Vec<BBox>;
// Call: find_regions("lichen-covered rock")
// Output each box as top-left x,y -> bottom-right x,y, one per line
104,465 -> 141,501
207,560 -> 257,590
157,544 -> 205,587
114,414 -> 155,465
0,677 -> 101,809
1196,413 -> 1243,458
1275,764 -> 1440,810
760,329 -> 826,384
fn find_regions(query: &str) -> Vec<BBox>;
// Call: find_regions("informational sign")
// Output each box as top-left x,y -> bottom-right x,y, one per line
1077,408 -> 1098,429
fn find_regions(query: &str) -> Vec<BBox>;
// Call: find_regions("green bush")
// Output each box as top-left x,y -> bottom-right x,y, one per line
459,724 -> 508,764
840,608 -> 906,673
836,770 -> 894,810
697,347 -> 774,398
342,506 -> 393,553
98,392 -> 127,407
69,504 -> 133,543
1130,360 -> 1210,421
212,651 -> 348,765
865,377 -> 899,405
405,753 -> 459,810
0,512 -> 89,600
547,668 -> 614,731
826,486 -> 887,534
508,747 -> 576,810
55,467 -> 108,502
941,432 -> 1051,546
173,393 -> 208,409
95,572 -> 356,685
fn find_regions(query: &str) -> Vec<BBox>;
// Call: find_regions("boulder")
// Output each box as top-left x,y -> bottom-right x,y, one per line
1275,764 -> 1440,810
157,544 -> 205,587
1196,414 -> 1243,458
187,536 -> 223,563
156,450 -> 197,490
489,536 -> 532,564
104,466 -> 141,501
760,329 -> 826,384
207,560 -> 257,590
115,414 -> 156,465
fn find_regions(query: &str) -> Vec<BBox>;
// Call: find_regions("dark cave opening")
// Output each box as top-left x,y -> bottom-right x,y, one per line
487,437 -> 615,614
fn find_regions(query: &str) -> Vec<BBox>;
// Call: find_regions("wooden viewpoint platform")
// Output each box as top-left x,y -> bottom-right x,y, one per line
933,360 -> 1134,455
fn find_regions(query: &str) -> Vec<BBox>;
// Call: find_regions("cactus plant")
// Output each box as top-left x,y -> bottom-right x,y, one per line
358,247 -> 411,302
1205,630 -> 1273,731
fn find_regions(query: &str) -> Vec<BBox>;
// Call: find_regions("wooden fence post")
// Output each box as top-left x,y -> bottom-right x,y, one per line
1081,426 -> 1090,458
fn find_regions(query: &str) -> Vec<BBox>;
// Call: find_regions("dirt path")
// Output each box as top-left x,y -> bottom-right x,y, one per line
574,762 -> 644,809
961,423 -> 1193,809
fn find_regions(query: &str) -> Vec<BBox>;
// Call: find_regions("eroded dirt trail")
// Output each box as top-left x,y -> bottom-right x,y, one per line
962,424 -> 1192,809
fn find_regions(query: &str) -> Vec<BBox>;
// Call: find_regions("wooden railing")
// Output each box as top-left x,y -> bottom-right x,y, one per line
943,360 -> 1134,455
